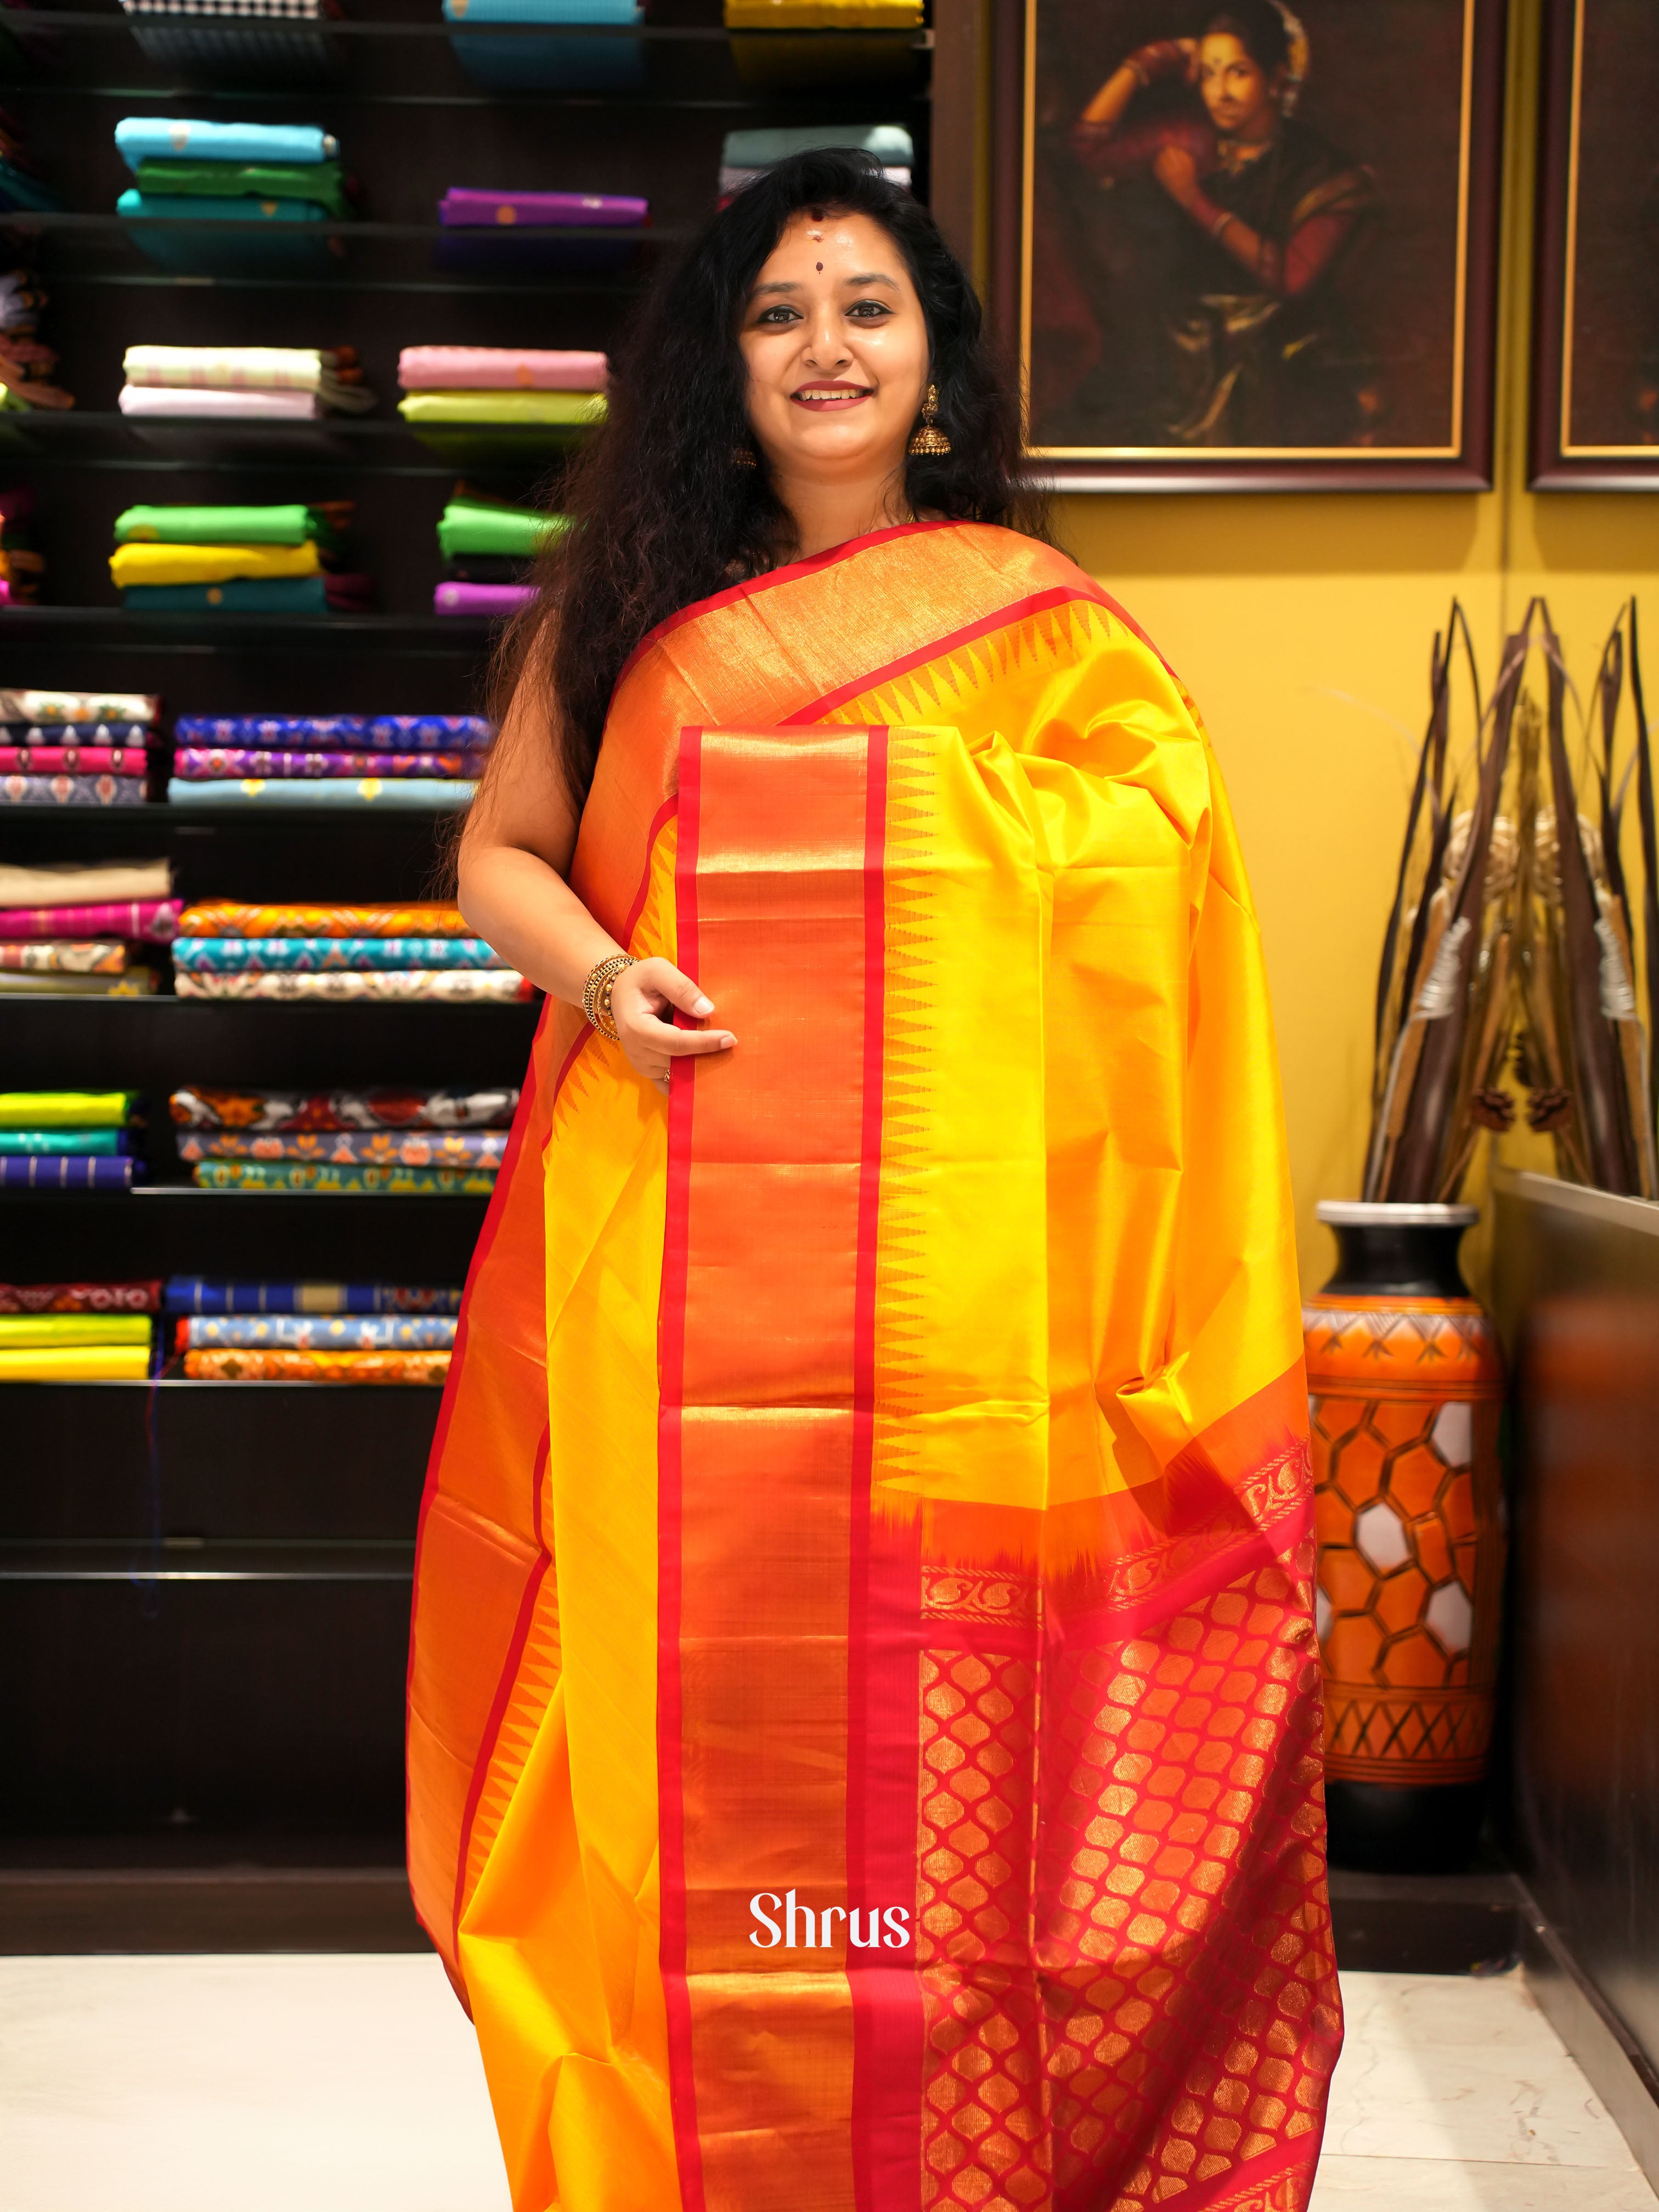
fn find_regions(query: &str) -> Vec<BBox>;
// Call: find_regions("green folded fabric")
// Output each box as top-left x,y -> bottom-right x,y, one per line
437,496 -> 569,560
0,1091 -> 136,1127
134,159 -> 352,220
114,503 -> 336,548
401,391 -> 605,427
0,1128 -> 122,1154
0,1314 -> 152,1345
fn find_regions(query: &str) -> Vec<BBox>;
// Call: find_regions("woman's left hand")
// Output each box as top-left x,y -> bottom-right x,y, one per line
1152,143 -> 1202,209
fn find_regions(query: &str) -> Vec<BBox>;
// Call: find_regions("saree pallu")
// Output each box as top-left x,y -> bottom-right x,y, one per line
407,520 -> 1339,2212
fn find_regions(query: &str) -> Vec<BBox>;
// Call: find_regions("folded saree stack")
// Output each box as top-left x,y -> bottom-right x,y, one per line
114,118 -> 353,274
118,0 -> 343,92
120,346 -> 375,422
400,343 -> 607,467
0,1091 -> 146,1189
0,1279 -> 159,1379
0,689 -> 160,814
171,1074 -> 520,1192
442,0 -> 644,94
111,501 -> 370,619
169,902 -> 526,1007
432,492 -> 562,615
165,1277 -> 464,1382
0,852 -> 175,996
168,713 -> 487,806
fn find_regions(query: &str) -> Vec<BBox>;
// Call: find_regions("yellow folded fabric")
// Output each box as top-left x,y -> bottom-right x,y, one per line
0,1090 -> 135,1127
0,1315 -> 153,1345
0,1345 -> 151,1379
109,541 -> 323,587
724,0 -> 920,21
397,391 -> 607,426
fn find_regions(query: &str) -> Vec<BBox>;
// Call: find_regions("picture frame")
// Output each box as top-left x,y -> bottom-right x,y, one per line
993,0 -> 1506,492
1531,0 -> 1659,489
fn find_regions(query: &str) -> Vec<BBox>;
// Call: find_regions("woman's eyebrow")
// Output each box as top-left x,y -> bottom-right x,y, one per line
750,279 -> 802,296
842,271 -> 899,288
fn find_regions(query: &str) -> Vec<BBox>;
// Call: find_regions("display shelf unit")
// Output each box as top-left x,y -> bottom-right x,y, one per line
0,0 -> 932,1940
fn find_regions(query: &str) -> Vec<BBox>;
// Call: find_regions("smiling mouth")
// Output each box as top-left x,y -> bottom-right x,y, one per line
790,384 -> 875,410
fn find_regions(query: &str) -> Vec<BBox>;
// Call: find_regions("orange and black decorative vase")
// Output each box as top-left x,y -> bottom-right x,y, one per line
1306,1200 -> 1505,1872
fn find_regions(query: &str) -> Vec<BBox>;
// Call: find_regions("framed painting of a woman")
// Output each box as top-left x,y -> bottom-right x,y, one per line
1532,0 -> 1659,487
1001,0 -> 1506,489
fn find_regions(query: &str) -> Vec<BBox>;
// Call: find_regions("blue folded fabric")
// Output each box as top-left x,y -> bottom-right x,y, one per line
117,189 -> 328,225
125,578 -> 329,613
0,1155 -> 137,1190
165,1278 -> 465,1315
115,118 -> 338,172
168,776 -> 476,809
172,713 -> 493,749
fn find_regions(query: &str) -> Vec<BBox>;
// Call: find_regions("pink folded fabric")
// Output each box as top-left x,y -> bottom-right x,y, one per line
437,189 -> 647,229
0,747 -> 148,775
119,386 -> 322,420
435,581 -> 535,617
0,897 -> 182,940
398,346 -> 609,392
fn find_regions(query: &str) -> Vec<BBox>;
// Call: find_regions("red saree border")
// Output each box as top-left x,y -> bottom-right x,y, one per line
658,725 -> 706,2212
614,521 -> 966,692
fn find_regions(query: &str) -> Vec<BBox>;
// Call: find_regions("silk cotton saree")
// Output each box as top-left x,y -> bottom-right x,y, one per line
407,519 -> 1341,2212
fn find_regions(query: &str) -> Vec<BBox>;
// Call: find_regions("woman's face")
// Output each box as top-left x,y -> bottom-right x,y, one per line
738,208 -> 930,486
1197,32 -> 1278,136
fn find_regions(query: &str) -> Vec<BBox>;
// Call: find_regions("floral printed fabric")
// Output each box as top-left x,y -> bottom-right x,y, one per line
172,714 -> 492,751
173,969 -> 529,1001
173,748 -> 482,780
182,1347 -> 451,1382
0,941 -> 127,972
1,775 -> 146,806
179,1313 -> 457,1348
191,1160 -> 498,1194
170,1085 -> 517,1131
171,935 -> 507,972
177,1130 -> 508,1166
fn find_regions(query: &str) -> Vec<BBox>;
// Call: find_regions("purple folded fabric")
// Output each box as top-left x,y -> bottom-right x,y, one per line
173,714 -> 493,751
435,581 -> 535,617
0,1155 -> 138,1190
173,748 -> 483,780
438,189 -> 648,229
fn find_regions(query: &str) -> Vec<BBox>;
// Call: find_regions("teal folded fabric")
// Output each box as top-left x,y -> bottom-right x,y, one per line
115,119 -> 338,171
117,189 -> 328,225
125,578 -> 328,613
0,1128 -> 122,1155
173,935 -> 505,972
168,777 -> 475,809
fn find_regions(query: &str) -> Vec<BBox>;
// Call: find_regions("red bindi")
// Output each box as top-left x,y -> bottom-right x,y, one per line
816,261 -> 823,271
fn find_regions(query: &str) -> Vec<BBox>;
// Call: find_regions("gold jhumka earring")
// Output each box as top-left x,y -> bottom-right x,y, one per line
907,383 -> 951,457
732,444 -> 757,469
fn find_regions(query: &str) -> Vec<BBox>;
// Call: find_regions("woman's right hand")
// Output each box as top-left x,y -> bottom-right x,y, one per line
609,957 -> 736,1097
1131,36 -> 1198,83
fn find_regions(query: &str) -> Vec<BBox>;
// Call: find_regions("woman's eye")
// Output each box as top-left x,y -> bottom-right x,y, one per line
848,301 -> 891,319
755,306 -> 800,325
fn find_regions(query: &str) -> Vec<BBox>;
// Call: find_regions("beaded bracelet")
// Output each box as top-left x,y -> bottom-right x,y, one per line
582,952 -> 636,1041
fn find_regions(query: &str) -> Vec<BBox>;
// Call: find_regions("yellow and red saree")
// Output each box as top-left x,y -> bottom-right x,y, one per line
407,520 -> 1341,2212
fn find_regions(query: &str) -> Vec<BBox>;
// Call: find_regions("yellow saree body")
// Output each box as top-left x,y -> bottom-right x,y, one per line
407,521 -> 1341,2212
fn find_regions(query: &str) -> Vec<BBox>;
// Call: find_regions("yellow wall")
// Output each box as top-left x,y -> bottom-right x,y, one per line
1051,0 -> 1659,1297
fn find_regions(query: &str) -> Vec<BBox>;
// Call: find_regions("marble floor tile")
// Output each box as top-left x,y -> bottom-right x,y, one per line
1323,1970 -> 1644,2169
1313,2155 -> 1659,2210
0,1952 -> 510,2212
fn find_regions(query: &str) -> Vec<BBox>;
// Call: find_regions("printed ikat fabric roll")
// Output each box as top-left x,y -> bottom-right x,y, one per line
172,935 -> 506,973
172,714 -> 493,751
175,901 -> 471,938
173,968 -> 526,1001
2,775 -> 146,807
165,1277 -> 463,1313
0,723 -> 151,746
0,898 -> 179,940
191,1159 -> 498,1195
179,1312 -> 457,1348
0,748 -> 149,774
173,749 -> 481,781
0,1130 -> 132,1154
0,1280 -> 162,1313
0,941 -> 128,972
182,1346 -> 451,1382
178,1129 -> 509,1166
170,1084 -> 517,1131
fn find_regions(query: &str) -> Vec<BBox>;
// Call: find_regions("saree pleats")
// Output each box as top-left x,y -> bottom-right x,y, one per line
407,521 -> 1340,2212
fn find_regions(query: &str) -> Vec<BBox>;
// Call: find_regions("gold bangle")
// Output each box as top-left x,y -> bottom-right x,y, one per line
1211,208 -> 1236,241
582,953 -> 635,1041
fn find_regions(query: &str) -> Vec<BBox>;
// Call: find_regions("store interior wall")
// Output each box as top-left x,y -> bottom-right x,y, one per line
1016,0 -> 1658,1299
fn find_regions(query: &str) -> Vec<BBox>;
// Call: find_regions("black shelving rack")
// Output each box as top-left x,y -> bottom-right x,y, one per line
0,0 -> 932,1947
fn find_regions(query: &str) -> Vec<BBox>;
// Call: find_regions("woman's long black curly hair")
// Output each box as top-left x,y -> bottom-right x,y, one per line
500,148 -> 1049,807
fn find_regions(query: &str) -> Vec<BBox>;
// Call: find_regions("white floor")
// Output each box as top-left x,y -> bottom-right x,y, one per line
0,1955 -> 1652,2211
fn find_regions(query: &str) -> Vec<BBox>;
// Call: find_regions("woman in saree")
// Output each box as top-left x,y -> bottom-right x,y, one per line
1058,0 -> 1378,448
408,149 -> 1340,2212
